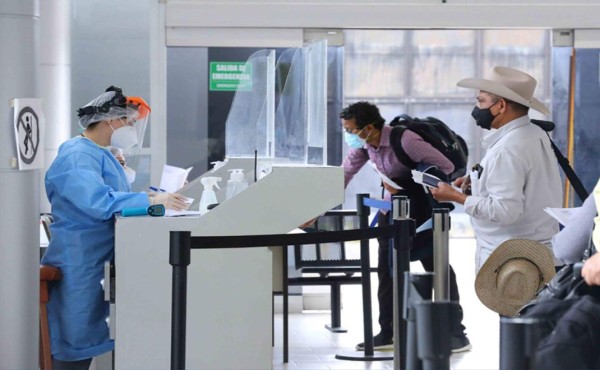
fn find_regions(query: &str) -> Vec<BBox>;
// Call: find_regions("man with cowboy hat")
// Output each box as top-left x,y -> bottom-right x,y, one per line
430,66 -> 564,313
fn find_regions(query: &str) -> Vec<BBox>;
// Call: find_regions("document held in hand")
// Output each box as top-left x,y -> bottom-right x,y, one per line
369,162 -> 402,190
159,165 -> 193,193
411,170 -> 462,193
544,207 -> 580,227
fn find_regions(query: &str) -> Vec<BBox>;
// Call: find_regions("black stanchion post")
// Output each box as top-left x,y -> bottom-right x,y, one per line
500,318 -> 542,370
357,193 -> 373,356
403,272 -> 433,370
336,194 -> 392,361
432,209 -> 450,301
414,301 -> 454,370
392,196 -> 413,370
412,208 -> 452,370
170,231 -> 191,370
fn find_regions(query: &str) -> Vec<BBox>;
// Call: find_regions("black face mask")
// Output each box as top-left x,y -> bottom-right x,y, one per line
471,103 -> 499,130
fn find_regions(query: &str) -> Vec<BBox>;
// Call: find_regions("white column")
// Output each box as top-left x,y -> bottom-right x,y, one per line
39,0 -> 71,213
0,2 -> 41,368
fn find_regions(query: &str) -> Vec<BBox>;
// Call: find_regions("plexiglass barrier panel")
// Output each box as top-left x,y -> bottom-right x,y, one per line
274,47 -> 305,163
225,50 -> 275,158
274,40 -> 328,165
305,40 -> 327,165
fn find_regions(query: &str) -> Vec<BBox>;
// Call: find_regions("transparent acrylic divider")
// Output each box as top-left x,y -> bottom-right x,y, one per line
274,40 -> 328,165
305,40 -> 327,165
225,50 -> 275,158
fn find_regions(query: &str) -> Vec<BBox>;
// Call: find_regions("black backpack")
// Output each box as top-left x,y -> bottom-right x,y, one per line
389,114 -> 468,181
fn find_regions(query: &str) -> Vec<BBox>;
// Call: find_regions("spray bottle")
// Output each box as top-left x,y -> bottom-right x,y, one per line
210,160 -> 226,173
225,169 -> 249,200
199,177 -> 221,215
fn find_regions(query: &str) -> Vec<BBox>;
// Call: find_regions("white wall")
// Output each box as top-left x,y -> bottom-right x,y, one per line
164,1 -> 600,32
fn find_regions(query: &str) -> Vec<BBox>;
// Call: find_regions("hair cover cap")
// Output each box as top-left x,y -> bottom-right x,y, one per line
77,91 -> 140,129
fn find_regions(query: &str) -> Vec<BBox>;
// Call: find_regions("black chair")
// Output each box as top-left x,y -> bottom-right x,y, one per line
272,210 -> 372,362
288,210 -> 377,333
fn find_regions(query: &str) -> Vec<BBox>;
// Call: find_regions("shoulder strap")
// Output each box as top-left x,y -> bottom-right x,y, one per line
531,119 -> 589,202
543,131 -> 589,202
389,126 -> 417,169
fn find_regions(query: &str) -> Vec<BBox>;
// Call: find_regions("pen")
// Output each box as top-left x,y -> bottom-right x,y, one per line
472,164 -> 484,179
149,186 -> 166,192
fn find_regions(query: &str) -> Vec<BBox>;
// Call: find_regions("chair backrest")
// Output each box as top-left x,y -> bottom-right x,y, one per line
294,210 -> 361,270
40,214 -> 53,260
39,265 -> 61,370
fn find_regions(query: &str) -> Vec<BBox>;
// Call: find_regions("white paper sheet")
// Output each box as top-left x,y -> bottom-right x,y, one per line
544,207 -> 580,226
164,209 -> 202,217
369,162 -> 402,190
159,165 -> 193,193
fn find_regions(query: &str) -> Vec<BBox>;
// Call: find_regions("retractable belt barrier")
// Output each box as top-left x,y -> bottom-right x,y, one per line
403,208 -> 454,370
391,196 -> 414,370
335,195 -> 412,362
167,193 -> 414,370
499,318 -> 543,370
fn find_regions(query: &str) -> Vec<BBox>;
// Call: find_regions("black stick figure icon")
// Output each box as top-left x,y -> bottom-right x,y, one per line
17,106 -> 39,165
23,116 -> 34,155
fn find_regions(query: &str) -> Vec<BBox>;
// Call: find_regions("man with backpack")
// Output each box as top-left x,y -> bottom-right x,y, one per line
341,101 -> 471,353
430,66 -> 564,275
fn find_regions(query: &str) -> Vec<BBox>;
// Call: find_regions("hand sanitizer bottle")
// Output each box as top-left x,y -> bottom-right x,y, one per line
199,177 -> 221,215
225,169 -> 249,200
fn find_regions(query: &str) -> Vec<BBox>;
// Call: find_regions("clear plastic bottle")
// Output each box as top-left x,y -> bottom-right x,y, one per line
199,177 -> 221,215
225,169 -> 249,200
210,160 -> 226,173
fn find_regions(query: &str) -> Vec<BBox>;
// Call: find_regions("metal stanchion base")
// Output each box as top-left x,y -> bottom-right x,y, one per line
325,324 -> 348,333
335,351 -> 393,361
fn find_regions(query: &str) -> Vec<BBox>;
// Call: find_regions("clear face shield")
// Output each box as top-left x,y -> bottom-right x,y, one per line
77,88 -> 151,156
121,96 -> 150,156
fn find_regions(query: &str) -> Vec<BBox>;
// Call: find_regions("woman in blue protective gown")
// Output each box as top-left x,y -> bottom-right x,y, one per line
41,86 -> 189,369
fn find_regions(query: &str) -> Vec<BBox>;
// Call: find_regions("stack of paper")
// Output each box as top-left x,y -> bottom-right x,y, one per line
159,165 -> 193,193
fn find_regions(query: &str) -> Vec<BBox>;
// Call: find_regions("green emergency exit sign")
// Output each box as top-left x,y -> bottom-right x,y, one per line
209,62 -> 252,91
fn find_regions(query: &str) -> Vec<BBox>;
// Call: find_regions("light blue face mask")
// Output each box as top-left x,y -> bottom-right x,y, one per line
344,131 -> 365,149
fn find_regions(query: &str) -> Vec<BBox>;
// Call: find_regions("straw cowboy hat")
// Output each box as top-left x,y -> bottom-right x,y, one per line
457,66 -> 550,116
475,239 -> 556,317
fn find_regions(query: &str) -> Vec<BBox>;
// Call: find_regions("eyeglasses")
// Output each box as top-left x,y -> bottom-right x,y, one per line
342,125 -> 368,135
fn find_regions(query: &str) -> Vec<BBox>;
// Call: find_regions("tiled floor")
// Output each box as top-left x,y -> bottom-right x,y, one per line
273,237 -> 500,370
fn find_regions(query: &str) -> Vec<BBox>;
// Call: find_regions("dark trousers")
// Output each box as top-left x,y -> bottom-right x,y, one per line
377,212 -> 466,339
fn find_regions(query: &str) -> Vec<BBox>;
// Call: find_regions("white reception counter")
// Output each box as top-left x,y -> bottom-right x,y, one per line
113,165 -> 343,369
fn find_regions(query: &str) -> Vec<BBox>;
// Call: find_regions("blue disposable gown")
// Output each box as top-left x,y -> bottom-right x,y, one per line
41,137 -> 149,361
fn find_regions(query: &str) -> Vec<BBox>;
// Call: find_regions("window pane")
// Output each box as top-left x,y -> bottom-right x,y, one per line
344,54 -> 406,97
412,30 -> 475,97
344,30 -> 406,97
484,30 -> 545,51
374,103 -> 408,125
483,30 -> 548,99
344,30 -> 405,54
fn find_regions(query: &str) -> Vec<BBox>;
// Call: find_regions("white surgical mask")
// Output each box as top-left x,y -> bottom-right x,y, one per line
109,119 -> 138,150
124,166 -> 136,184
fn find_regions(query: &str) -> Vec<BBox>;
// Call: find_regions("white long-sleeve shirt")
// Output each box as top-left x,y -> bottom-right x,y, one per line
464,115 -> 563,271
